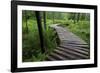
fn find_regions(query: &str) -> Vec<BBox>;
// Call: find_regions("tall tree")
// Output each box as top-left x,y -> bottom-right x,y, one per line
52,12 -> 55,24
35,11 -> 45,53
73,13 -> 76,23
25,11 -> 29,33
76,13 -> 80,22
43,11 -> 46,30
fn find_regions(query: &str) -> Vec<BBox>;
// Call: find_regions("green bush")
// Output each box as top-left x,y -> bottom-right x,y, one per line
67,20 -> 90,45
43,28 -> 57,54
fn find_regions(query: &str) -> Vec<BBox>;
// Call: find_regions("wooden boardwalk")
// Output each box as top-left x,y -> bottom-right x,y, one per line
46,24 -> 90,61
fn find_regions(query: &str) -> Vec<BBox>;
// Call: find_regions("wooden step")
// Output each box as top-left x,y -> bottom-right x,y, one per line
53,49 -> 81,60
61,41 -> 89,47
57,46 -> 89,59
46,55 -> 57,61
61,43 -> 89,52
60,45 -> 89,56
50,52 -> 69,60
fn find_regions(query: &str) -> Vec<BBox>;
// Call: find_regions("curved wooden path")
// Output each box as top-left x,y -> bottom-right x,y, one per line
46,24 -> 90,61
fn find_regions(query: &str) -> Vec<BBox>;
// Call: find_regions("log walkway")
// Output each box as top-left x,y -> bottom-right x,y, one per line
46,24 -> 90,61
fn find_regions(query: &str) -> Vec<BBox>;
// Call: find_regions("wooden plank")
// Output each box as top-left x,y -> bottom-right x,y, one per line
61,40 -> 88,45
61,43 -> 89,49
54,49 -> 80,59
57,47 -> 89,59
46,55 -> 56,61
60,45 -> 89,56
50,52 -> 67,60
61,42 -> 89,52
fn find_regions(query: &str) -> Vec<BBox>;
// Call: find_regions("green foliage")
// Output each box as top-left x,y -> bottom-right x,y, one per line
59,20 -> 90,44
22,10 -> 90,62
22,11 -> 58,62
22,31 -> 42,62
22,27 -> 57,62
43,28 -> 58,54
67,20 -> 90,44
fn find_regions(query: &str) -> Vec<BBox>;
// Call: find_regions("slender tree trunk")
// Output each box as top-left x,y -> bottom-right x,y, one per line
43,11 -> 46,30
85,14 -> 87,21
25,11 -> 28,33
53,12 -> 55,24
35,11 -> 45,53
77,13 -> 80,22
73,13 -> 76,23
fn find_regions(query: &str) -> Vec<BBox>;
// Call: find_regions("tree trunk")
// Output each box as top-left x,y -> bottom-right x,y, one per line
73,13 -> 76,23
52,12 -> 55,24
25,11 -> 28,33
35,11 -> 45,53
43,11 -> 46,30
77,13 -> 80,22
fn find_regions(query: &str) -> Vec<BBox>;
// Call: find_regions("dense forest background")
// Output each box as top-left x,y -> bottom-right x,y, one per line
22,10 -> 90,62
